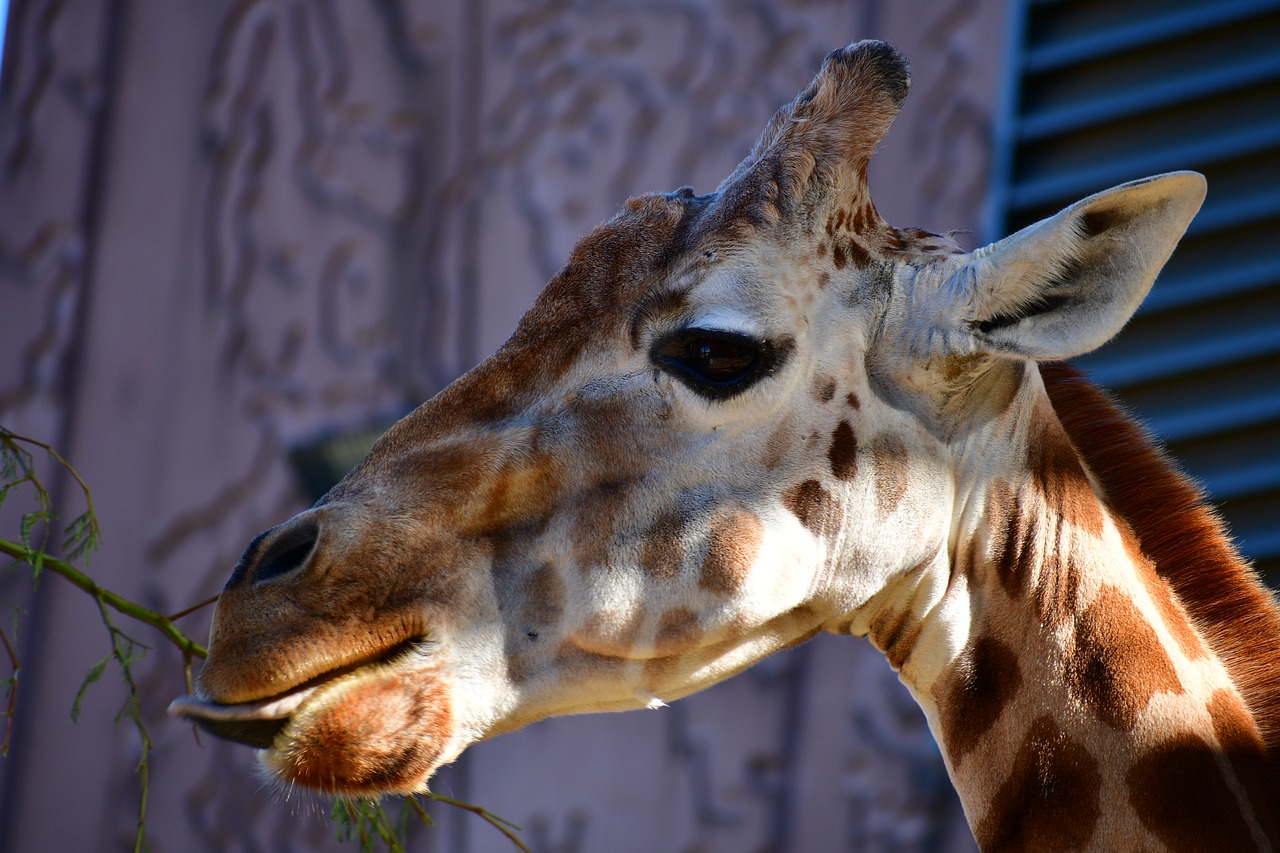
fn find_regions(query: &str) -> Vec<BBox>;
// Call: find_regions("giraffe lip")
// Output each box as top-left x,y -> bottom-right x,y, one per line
168,679 -> 325,749
168,635 -> 431,746
168,690 -> 316,749
168,686 -> 320,724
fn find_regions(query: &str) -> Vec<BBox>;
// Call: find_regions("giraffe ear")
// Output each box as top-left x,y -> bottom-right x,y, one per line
956,172 -> 1207,361
716,40 -> 909,210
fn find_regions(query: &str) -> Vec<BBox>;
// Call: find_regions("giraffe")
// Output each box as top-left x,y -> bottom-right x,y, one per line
171,41 -> 1280,849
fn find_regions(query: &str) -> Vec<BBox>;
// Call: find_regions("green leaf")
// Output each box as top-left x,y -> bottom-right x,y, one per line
19,512 -> 43,545
0,437 -> 33,484
331,799 -> 354,843
63,512 -> 102,564
0,480 -> 18,511
72,655 -> 111,723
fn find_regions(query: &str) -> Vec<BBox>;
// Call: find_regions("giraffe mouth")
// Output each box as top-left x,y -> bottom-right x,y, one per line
168,636 -> 429,748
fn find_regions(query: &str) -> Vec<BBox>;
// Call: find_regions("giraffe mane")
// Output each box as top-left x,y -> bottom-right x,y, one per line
1040,360 -> 1280,764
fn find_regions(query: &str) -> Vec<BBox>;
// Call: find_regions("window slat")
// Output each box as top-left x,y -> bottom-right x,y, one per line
1021,54 -> 1280,140
1010,119 -> 1280,211
1025,0 -> 1280,72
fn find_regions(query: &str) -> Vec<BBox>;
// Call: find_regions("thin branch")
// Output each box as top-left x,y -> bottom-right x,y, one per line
0,538 -> 207,659
425,793 -> 532,852
406,795 -> 433,826
1,428 -> 101,561
168,593 -> 220,622
367,800 -> 406,853
0,622 -> 18,755
95,597 -> 153,853
1,430 -> 99,528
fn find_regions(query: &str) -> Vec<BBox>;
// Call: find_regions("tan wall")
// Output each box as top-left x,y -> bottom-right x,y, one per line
0,1 -> 1005,850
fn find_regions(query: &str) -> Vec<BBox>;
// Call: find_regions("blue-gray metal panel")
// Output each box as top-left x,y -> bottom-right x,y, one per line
1146,256 -> 1280,312
1020,53 -> 1280,141
1083,326 -> 1280,388
996,0 -> 1280,577
1010,117 -> 1280,210
1024,0 -> 1280,72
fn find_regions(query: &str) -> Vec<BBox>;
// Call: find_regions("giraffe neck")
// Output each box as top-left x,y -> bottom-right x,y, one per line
891,364 -> 1280,850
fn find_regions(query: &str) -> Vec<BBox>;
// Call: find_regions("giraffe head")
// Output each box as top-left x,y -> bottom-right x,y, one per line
171,41 -> 1205,797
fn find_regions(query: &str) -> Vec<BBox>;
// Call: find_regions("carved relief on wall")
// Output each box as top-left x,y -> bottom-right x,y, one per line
1,1 -> 1000,850
0,2 -> 112,441
140,3 -> 466,848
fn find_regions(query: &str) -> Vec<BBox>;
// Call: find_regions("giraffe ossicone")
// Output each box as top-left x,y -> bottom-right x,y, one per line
171,40 -> 1280,849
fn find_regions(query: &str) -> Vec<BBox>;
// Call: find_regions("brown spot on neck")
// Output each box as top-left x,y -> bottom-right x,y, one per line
976,715 -> 1101,851
841,237 -> 871,268
986,477 -> 1082,629
1065,584 -> 1183,730
1208,688 -> 1280,842
934,635 -> 1022,769
869,601 -> 922,671
1210,688 -> 1268,755
851,203 -> 870,232
1026,396 -> 1104,537
1127,731 -> 1259,851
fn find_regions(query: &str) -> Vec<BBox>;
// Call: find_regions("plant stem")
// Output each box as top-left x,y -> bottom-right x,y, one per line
0,623 -> 18,755
1,429 -> 98,527
425,793 -> 532,852
0,537 -> 207,659
167,593 -> 219,622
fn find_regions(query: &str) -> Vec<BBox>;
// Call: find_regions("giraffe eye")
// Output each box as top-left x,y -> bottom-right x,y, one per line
650,328 -> 789,400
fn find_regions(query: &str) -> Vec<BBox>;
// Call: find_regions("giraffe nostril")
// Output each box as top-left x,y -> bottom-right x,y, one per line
237,515 -> 321,586
254,516 -> 320,584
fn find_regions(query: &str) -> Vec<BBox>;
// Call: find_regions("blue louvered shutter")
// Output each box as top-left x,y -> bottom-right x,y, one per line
990,0 -> 1280,580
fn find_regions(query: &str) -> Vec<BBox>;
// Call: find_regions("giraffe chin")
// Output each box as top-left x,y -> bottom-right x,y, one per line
259,663 -> 456,796
171,642 -> 457,796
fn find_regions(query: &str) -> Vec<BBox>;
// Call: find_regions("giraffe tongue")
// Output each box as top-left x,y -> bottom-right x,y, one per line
168,688 -> 319,749
168,686 -> 319,723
